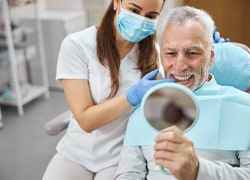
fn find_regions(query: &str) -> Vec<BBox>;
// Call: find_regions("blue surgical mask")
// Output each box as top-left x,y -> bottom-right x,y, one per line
116,2 -> 157,42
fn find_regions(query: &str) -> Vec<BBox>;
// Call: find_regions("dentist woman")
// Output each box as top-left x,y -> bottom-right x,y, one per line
42,0 -> 169,179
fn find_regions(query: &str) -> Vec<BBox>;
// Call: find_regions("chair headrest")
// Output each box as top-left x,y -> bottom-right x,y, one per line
210,43 -> 250,91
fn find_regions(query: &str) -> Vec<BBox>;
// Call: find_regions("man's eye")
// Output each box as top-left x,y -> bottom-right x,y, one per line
165,52 -> 176,56
186,52 -> 199,56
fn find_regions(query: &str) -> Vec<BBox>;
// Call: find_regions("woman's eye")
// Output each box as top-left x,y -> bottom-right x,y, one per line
147,15 -> 156,19
130,8 -> 139,14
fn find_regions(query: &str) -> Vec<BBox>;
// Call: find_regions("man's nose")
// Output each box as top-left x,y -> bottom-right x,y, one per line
174,54 -> 188,71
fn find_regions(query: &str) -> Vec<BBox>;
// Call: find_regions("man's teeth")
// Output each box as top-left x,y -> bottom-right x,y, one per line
173,75 -> 192,81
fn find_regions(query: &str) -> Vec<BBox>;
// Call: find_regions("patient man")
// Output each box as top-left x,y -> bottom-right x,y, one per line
115,6 -> 250,180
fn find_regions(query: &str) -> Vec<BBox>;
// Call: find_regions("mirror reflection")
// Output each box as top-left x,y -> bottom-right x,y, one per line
143,85 -> 197,132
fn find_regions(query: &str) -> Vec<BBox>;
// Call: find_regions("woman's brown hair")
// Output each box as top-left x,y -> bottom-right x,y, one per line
96,0 -> 165,98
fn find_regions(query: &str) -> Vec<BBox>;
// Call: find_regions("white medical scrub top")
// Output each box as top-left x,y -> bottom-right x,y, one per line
55,26 -> 161,172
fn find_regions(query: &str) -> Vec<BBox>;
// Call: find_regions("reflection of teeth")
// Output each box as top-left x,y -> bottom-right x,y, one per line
173,75 -> 192,81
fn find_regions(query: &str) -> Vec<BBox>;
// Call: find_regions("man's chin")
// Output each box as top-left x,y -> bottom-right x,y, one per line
175,78 -> 194,90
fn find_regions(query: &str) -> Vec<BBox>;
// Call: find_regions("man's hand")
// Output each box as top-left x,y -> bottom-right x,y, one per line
154,126 -> 199,180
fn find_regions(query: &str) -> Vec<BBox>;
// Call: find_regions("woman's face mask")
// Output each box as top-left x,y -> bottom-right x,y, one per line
116,1 -> 158,43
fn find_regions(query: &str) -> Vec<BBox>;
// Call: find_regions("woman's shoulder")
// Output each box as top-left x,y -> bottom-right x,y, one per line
63,26 -> 97,47
64,26 -> 97,44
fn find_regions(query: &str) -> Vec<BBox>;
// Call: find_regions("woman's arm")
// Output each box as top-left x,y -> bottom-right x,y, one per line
62,69 -> 171,132
62,79 -> 132,132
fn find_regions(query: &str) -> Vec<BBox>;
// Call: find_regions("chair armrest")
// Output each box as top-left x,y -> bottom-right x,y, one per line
44,110 -> 71,136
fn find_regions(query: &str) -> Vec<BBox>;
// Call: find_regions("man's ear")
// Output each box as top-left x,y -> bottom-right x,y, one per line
209,45 -> 215,66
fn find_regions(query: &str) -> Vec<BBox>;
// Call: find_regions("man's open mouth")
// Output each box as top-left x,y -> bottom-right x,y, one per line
171,74 -> 193,82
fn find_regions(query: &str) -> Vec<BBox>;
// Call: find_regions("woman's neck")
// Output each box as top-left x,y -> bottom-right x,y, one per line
117,40 -> 135,59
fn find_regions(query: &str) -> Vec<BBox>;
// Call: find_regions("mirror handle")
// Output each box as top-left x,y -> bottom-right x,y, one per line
160,166 -> 172,175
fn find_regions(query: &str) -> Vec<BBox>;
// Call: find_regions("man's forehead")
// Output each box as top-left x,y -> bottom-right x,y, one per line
163,19 -> 204,35
161,45 -> 204,52
161,21 -> 206,47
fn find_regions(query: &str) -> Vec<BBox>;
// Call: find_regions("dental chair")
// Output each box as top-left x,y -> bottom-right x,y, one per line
44,42 -> 250,136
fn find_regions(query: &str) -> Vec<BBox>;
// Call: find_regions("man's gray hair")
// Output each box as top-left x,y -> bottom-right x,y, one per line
158,6 -> 214,46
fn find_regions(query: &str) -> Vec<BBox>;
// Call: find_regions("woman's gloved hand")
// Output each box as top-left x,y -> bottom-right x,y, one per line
213,26 -> 230,43
126,69 -> 174,106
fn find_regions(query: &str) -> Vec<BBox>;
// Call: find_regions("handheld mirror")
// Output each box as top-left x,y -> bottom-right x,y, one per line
142,83 -> 199,174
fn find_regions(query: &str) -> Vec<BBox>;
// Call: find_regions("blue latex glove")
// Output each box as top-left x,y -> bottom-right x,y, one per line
126,69 -> 174,106
213,26 -> 230,43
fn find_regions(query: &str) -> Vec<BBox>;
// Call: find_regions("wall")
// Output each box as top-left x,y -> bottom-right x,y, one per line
45,0 -> 111,26
9,0 -> 109,27
46,0 -> 84,10
10,0 -> 187,28
184,0 -> 250,47
83,0 -> 110,26
44,0 -> 109,26
83,0 -> 185,26
9,0 -> 46,19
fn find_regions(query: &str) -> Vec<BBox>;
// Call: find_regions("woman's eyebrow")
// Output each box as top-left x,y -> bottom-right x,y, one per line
128,3 -> 142,10
128,3 -> 160,15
